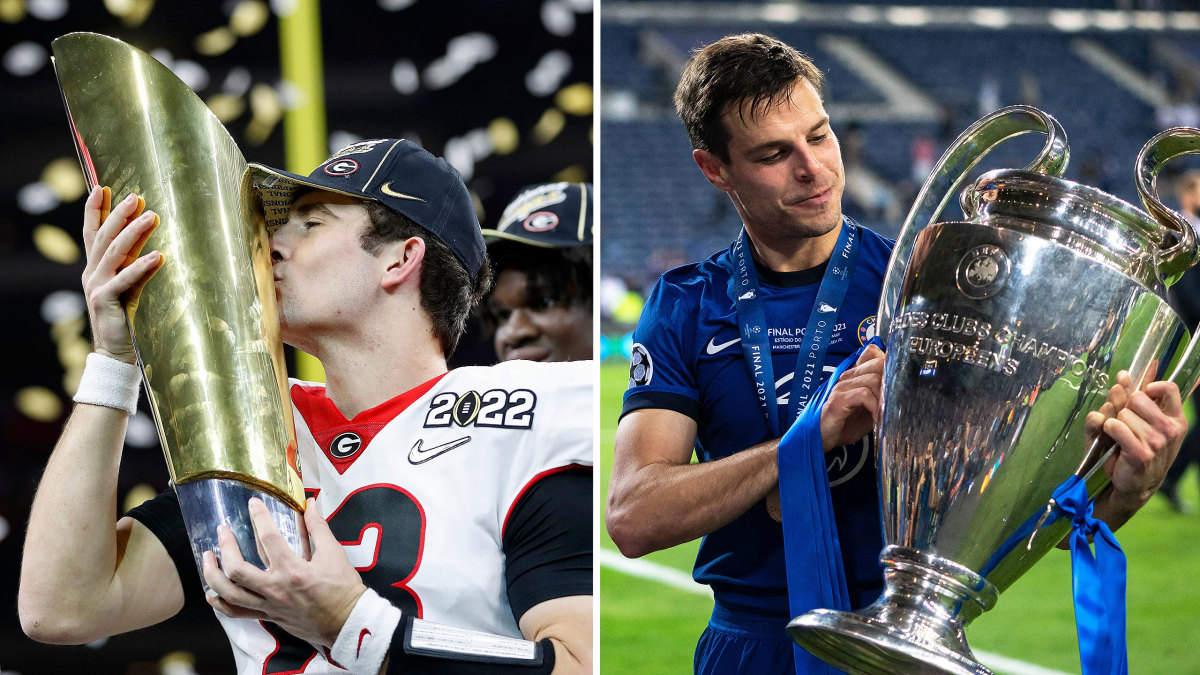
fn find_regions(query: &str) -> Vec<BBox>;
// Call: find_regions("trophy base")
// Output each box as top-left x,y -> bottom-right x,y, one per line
789,546 -> 997,675
176,477 -> 309,593
788,609 -> 990,675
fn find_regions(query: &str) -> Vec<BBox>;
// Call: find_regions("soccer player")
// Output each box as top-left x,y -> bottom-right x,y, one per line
20,139 -> 593,674
481,181 -> 593,363
604,33 -> 1186,674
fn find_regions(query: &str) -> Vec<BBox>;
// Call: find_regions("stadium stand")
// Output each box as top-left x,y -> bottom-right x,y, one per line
601,7 -> 1200,292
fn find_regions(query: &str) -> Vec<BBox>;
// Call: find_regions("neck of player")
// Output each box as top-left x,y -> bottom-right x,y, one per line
307,310 -> 448,419
747,219 -> 844,273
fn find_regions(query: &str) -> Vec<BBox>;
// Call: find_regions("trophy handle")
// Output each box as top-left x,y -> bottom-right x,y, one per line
876,105 -> 1069,339
1135,126 -> 1200,286
1081,127 -> 1200,487
1169,322 -> 1200,401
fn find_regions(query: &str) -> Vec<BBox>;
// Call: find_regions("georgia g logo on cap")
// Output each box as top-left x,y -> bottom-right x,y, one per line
523,211 -> 559,232
323,159 -> 359,176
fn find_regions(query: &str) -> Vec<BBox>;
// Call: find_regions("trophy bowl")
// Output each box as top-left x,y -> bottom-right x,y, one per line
788,106 -> 1200,674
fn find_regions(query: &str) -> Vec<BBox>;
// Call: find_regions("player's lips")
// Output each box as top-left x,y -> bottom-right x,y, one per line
787,186 -> 834,207
506,345 -> 551,362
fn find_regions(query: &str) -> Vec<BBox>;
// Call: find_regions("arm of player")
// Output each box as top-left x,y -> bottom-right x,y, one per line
19,187 -> 181,644
607,345 -> 884,558
504,468 -> 591,674
607,408 -> 778,558
1085,369 -> 1187,531
519,596 -> 592,674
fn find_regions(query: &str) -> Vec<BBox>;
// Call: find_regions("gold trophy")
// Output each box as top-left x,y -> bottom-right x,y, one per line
51,32 -> 307,581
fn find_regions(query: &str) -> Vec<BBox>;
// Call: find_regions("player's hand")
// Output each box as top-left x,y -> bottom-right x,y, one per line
202,498 -> 367,648
81,186 -> 164,363
1089,369 -> 1187,514
819,344 -> 884,451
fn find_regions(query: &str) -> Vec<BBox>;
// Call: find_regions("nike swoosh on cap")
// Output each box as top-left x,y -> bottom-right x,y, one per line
408,436 -> 471,464
706,336 -> 742,355
380,182 -> 427,201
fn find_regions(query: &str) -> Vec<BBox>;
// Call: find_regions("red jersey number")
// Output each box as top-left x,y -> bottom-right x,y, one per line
261,484 -> 425,674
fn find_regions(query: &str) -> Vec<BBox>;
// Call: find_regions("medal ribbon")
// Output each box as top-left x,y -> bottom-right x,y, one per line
729,219 -> 859,437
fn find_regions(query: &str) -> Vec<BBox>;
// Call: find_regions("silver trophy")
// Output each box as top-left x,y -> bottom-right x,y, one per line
788,105 -> 1200,674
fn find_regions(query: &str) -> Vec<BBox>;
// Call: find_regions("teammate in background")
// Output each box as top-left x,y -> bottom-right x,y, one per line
20,139 -> 593,674
604,33 -> 1186,674
1163,169 -> 1200,513
480,182 -> 593,363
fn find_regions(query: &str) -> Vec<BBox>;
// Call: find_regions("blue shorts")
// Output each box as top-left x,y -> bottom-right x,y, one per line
694,603 -> 794,675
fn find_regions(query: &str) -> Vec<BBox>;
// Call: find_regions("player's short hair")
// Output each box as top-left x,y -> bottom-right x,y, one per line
479,241 -> 592,332
362,201 -> 493,358
674,33 -> 825,163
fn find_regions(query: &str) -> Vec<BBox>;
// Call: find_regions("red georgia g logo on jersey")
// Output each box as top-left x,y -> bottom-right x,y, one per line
329,431 -> 364,459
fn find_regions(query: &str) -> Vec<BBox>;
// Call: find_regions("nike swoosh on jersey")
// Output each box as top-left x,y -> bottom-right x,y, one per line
380,181 -> 427,201
408,436 -> 471,464
706,336 -> 742,354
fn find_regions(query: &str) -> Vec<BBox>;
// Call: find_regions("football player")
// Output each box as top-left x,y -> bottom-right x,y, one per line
481,182 -> 593,363
20,139 -> 593,674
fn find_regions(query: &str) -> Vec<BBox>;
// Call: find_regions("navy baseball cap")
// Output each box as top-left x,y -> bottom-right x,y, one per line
249,138 -> 486,278
481,182 -> 593,248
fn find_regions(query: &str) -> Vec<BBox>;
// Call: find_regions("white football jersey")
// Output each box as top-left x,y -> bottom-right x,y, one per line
215,359 -> 593,674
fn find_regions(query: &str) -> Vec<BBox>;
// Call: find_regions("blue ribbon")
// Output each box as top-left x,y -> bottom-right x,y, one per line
1053,475 -> 1128,675
778,337 -> 881,674
729,219 -> 860,436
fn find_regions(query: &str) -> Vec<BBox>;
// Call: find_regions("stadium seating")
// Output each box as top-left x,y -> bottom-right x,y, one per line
601,23 -> 1194,284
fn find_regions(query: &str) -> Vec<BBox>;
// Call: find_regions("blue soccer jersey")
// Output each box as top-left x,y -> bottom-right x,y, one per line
622,220 -> 895,618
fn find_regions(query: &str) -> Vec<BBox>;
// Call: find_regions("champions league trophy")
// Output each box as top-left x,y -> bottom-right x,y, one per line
51,33 -> 308,583
788,105 -> 1200,673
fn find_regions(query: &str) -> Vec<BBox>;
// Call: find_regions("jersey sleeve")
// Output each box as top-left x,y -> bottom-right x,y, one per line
621,274 -> 701,420
124,488 -> 205,607
501,468 -> 592,622
487,360 -> 592,618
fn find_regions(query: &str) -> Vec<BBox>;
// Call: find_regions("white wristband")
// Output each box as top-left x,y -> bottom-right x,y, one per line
331,588 -> 402,674
73,352 -> 142,415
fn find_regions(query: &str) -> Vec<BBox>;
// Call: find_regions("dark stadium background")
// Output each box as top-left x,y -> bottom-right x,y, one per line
0,2 -> 591,673
599,0 -> 1200,356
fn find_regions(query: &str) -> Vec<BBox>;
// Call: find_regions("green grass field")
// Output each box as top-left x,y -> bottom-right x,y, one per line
598,360 -> 1200,674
